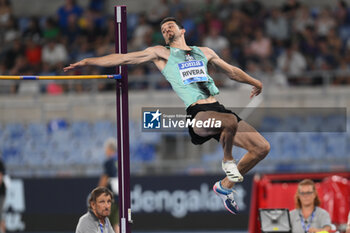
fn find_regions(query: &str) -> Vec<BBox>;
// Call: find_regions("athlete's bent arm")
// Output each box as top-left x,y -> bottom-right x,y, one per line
201,47 -> 263,98
64,46 -> 161,72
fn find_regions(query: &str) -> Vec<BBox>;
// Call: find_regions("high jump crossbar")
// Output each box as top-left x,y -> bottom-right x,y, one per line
0,75 -> 121,80
0,5 -> 132,233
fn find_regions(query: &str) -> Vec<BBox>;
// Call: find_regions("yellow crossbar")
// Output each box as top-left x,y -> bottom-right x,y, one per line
0,75 -> 121,80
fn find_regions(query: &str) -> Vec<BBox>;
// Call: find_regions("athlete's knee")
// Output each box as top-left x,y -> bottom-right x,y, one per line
250,139 -> 270,160
256,140 -> 270,159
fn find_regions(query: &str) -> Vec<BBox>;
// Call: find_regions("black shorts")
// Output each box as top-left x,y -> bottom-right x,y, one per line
186,102 -> 242,145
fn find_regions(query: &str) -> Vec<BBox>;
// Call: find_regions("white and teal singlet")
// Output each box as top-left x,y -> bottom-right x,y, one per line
161,46 -> 219,107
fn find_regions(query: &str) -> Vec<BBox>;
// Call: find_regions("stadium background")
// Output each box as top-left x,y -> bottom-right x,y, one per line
0,0 -> 350,232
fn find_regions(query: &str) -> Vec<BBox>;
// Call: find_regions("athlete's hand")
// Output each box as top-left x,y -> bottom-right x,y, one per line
63,59 -> 87,72
250,81 -> 262,98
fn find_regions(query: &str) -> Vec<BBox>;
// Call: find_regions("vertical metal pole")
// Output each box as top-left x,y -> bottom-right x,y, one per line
115,6 -> 131,233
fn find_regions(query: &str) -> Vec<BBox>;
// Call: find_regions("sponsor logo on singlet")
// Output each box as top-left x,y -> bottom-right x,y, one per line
178,60 -> 208,85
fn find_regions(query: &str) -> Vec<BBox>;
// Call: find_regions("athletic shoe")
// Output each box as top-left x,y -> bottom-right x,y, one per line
222,160 -> 243,183
213,180 -> 239,214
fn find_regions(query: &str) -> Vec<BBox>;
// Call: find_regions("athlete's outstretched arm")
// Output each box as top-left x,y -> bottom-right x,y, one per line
64,46 -> 160,72
200,47 -> 263,98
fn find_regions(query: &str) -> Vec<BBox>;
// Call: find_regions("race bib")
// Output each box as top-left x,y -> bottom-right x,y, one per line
178,60 -> 208,85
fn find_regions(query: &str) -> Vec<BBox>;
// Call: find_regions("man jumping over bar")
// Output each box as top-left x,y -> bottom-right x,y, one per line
64,17 -> 270,214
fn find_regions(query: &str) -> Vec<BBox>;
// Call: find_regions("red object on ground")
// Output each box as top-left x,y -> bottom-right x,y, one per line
249,172 -> 350,233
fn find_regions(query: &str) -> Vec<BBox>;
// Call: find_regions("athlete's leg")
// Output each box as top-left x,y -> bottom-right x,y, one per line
194,115 -> 269,214
221,120 -> 270,189
193,113 -> 265,214
193,111 -> 243,182
193,111 -> 238,162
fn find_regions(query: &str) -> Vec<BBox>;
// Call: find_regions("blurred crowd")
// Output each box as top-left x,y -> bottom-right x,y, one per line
1,0 -> 350,94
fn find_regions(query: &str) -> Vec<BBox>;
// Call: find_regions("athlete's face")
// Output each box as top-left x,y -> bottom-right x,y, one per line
91,193 -> 112,219
161,21 -> 183,45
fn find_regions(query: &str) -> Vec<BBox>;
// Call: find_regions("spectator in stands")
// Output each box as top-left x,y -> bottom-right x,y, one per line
42,39 -> 68,70
169,0 -> 185,17
248,28 -> 272,61
335,0 -> 350,25
315,8 -> 336,37
24,38 -> 42,69
198,0 -> 218,15
4,39 -> 23,71
89,0 -> 105,12
202,27 -> 229,56
62,14 -> 81,44
220,47 -> 237,66
292,5 -> 314,34
217,0 -> 234,21
327,28 -> 343,55
281,0 -> 301,19
0,0 -> 12,44
98,138 -> 119,233
0,0 -> 12,25
299,25 -> 318,69
225,10 -> 246,51
314,39 -> 338,71
260,60 -> 288,86
198,11 -> 223,39
240,0 -> 263,19
9,55 -> 31,76
74,37 -> 95,62
3,16 -> 20,45
57,0 -> 83,30
23,17 -> 42,43
102,17 -> 117,45
79,12 -> 101,43
130,13 -> 153,50
147,0 -> 169,26
277,40 -> 307,83
244,60 -> 262,81
335,0 -> 350,42
76,187 -> 115,233
265,8 -> 289,42
87,0 -> 106,29
43,17 -> 60,40
180,9 -> 198,45
333,59 -> 350,85
240,0 -> 264,32
0,158 -> 6,233
290,179 -> 332,233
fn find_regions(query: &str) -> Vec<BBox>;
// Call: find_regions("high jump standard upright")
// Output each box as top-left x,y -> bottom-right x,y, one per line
115,5 -> 132,233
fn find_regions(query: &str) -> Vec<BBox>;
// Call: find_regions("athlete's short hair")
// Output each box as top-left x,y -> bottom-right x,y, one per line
160,17 -> 184,29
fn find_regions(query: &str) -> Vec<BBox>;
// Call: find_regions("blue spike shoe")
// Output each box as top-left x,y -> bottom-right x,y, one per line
213,180 -> 239,214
